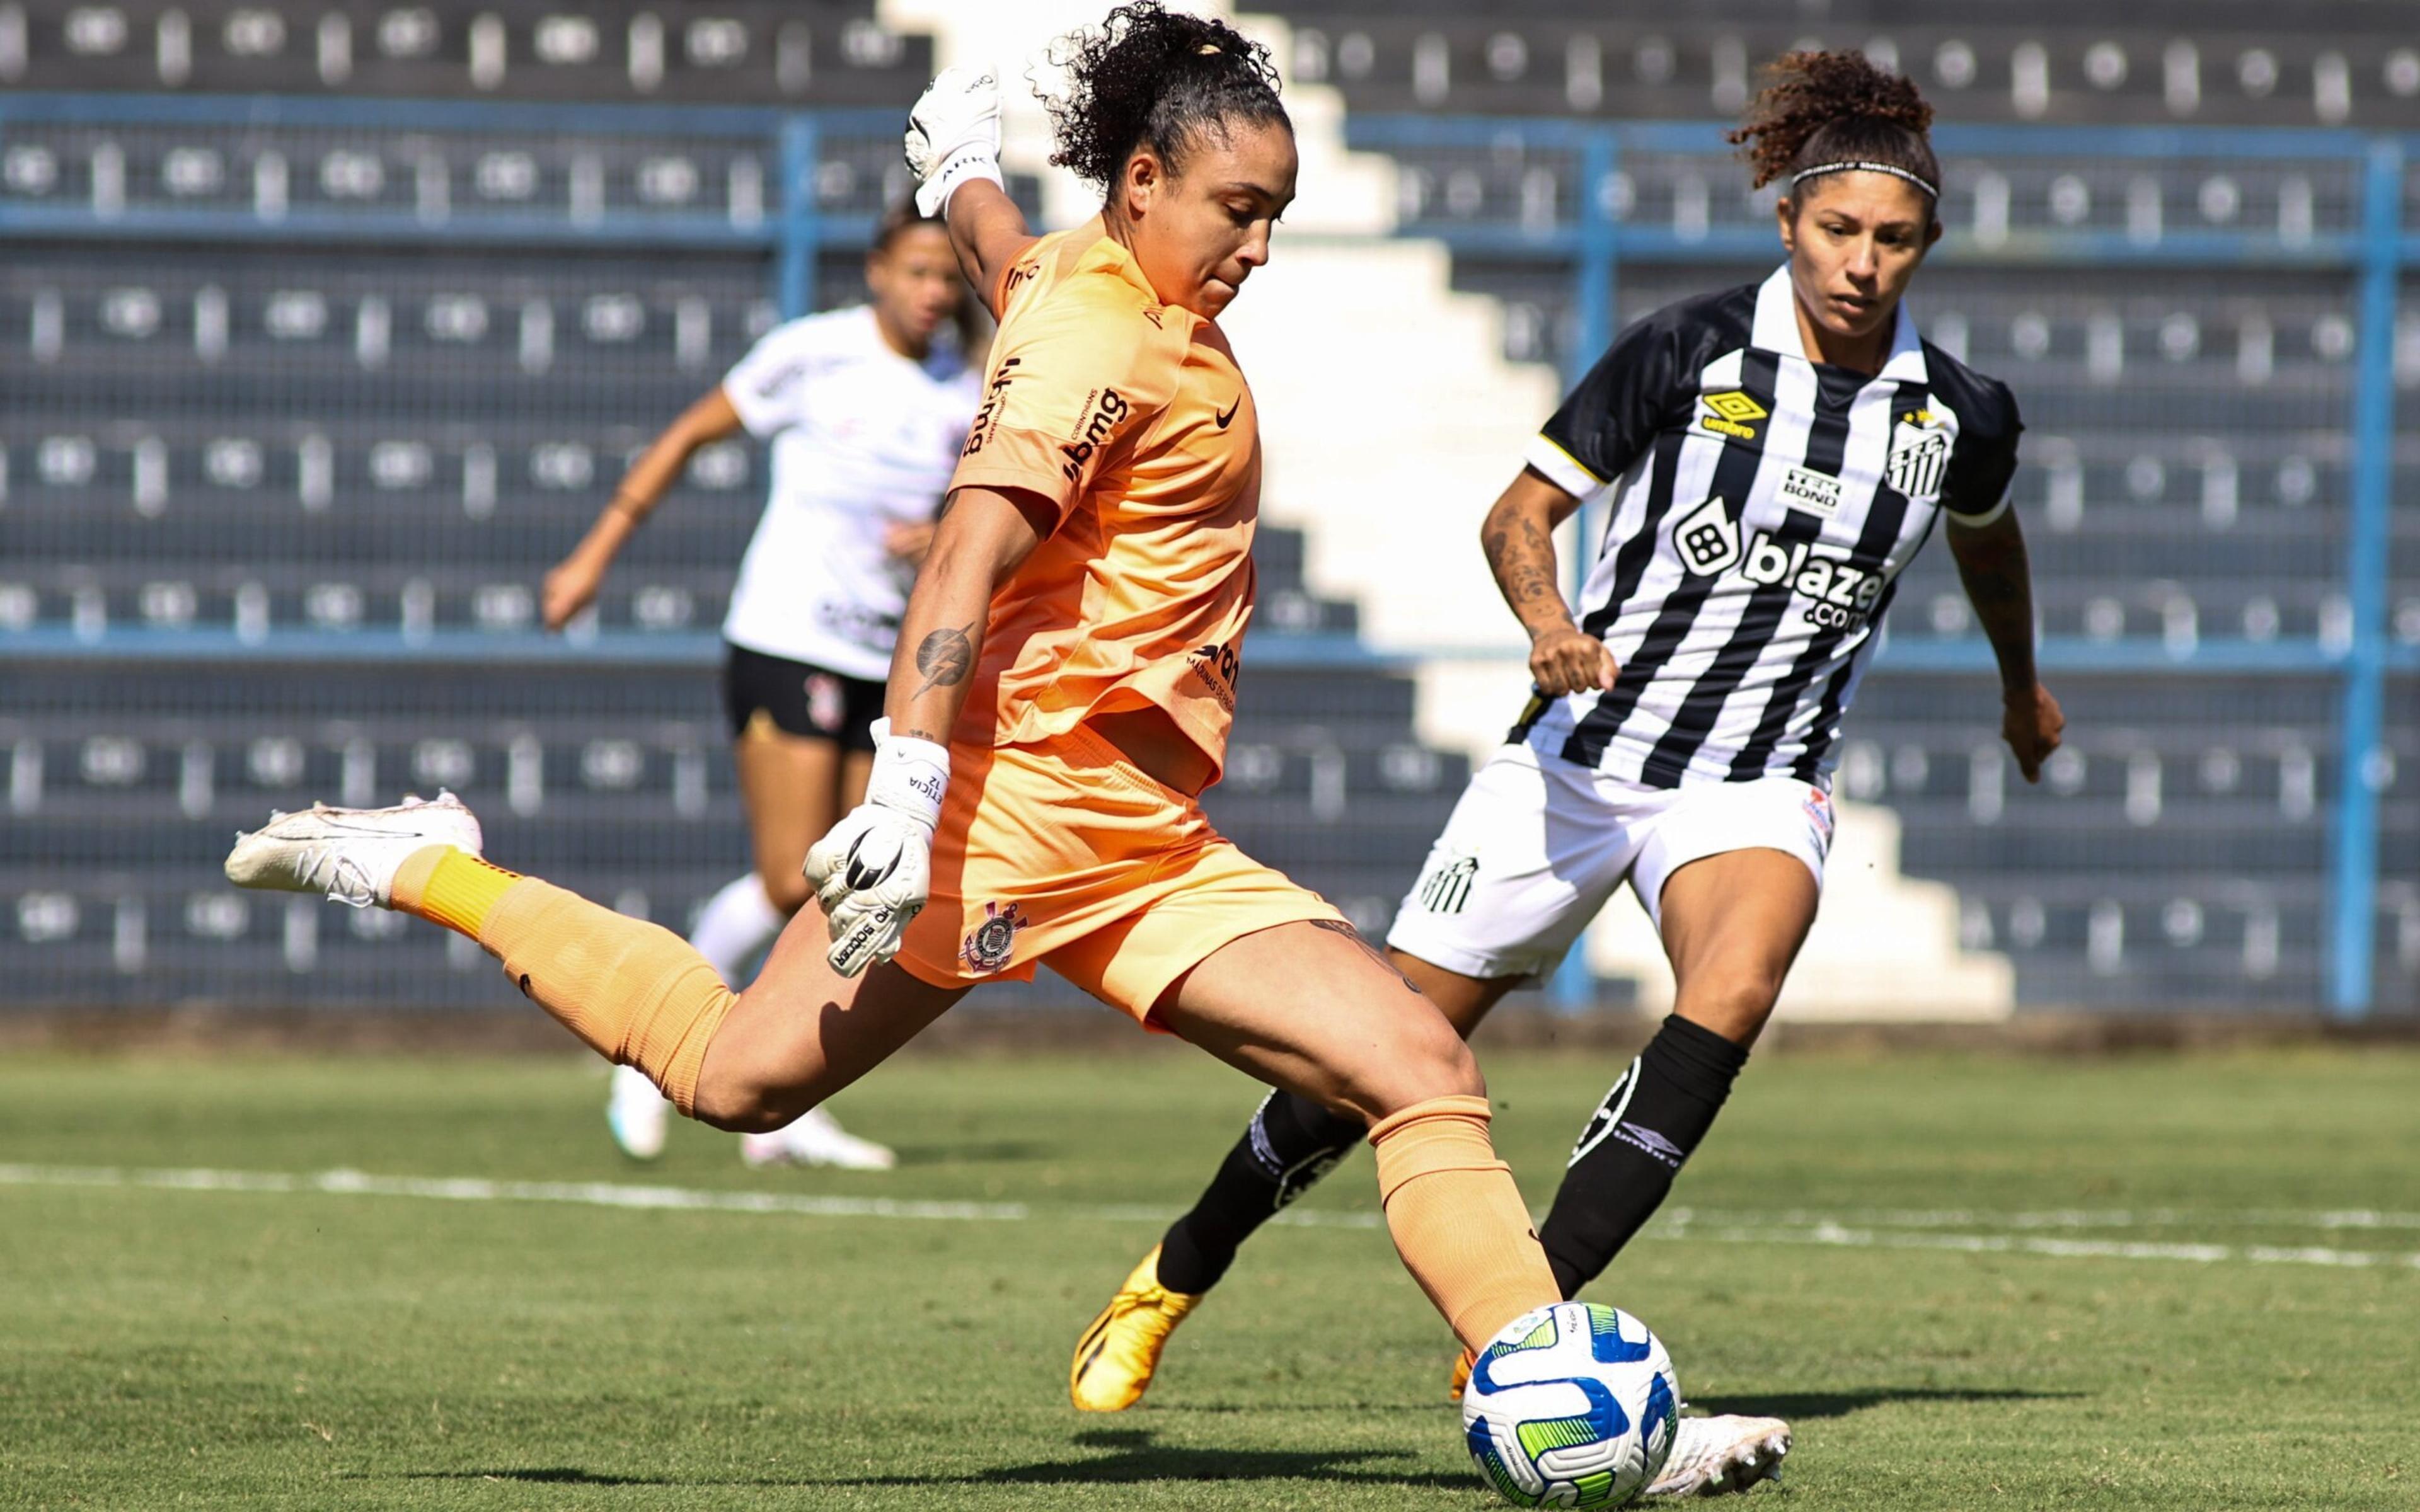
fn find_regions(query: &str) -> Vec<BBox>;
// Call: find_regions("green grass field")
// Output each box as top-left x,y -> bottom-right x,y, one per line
3,1043 -> 2415,1511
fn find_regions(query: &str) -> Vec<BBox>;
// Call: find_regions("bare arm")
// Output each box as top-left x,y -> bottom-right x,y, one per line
541,387 -> 744,630
1947,507 -> 2065,782
884,485 -> 1055,745
941,178 -> 1041,320
1480,466 -> 1618,696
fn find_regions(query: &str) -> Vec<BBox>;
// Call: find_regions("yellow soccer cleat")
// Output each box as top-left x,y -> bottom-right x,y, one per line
1448,1345 -> 1477,1402
1069,1244 -> 1201,1412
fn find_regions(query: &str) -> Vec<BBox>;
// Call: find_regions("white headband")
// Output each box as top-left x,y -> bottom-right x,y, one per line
1791,160 -> 1939,199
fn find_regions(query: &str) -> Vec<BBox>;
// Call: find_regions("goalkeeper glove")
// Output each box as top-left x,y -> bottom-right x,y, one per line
904,64 -> 1005,217
804,719 -> 949,976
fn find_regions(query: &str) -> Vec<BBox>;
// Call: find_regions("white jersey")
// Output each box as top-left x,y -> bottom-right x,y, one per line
719,304 -> 980,680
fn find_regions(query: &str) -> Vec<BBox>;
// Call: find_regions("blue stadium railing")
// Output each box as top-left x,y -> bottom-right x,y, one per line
3,94 -> 2410,1013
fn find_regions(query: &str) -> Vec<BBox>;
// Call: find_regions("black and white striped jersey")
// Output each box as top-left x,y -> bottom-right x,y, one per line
1519,265 -> 2022,789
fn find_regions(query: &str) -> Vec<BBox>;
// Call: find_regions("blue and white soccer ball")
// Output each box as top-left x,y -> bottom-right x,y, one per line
1463,1302 -> 1679,1508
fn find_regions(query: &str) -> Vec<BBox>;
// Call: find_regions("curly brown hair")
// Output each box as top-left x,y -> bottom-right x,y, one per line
1043,3 -> 1288,192
1727,50 -> 1939,210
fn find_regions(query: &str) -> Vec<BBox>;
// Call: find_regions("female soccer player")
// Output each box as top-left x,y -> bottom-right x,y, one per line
540,201 -> 979,1170
1071,49 -> 2059,1493
226,0 -> 1565,1431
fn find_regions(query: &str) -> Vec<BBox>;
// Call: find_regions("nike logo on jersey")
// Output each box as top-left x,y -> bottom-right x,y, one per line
1215,396 -> 1242,428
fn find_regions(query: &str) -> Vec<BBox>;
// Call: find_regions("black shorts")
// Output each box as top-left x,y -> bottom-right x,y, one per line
722,644 -> 885,752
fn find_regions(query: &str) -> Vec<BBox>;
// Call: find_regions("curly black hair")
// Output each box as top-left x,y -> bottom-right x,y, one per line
1043,3 -> 1289,192
1728,50 -> 1939,210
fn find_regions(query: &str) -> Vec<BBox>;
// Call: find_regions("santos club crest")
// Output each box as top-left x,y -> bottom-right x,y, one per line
1886,408 -> 1950,499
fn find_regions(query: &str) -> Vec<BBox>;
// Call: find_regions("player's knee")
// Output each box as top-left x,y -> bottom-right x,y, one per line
1377,1011 -> 1487,1111
689,1060 -> 815,1133
1675,963 -> 1784,1040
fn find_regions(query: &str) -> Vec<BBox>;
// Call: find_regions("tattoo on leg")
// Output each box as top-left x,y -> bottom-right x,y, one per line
1309,919 -> 1424,995
910,619 -> 978,698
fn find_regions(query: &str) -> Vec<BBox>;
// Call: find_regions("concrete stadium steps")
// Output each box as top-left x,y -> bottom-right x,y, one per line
0,2 -> 935,105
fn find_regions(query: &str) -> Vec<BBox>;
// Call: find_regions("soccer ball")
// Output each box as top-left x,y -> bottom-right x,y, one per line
1463,1302 -> 1679,1508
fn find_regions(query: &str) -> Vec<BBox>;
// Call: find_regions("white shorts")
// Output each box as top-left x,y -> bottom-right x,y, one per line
1385,742 -> 1835,982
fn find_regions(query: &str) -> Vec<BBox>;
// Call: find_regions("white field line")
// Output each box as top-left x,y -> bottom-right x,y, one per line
4,1163 -> 2417,1273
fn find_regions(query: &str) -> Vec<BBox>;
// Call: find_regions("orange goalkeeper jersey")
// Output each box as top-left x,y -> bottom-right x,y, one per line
945,218 -> 1260,783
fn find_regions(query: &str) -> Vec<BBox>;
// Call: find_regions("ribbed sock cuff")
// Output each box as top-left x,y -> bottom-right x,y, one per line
392,845 -> 521,936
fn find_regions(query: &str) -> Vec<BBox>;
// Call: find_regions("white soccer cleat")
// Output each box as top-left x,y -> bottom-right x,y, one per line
1643,1413 -> 1791,1498
739,1106 -> 898,1171
222,792 -> 483,909
607,1064 -> 671,1162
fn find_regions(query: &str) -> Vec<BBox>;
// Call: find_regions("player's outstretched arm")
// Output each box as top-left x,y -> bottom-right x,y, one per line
1948,505 -> 2064,782
804,484 -> 1055,976
1482,467 -> 1618,696
945,179 -> 1042,319
904,65 -> 1037,318
541,387 -> 742,630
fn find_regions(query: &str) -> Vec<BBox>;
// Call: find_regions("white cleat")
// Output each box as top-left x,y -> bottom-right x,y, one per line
222,792 -> 483,909
607,1064 -> 671,1162
1644,1413 -> 1791,1498
739,1106 -> 898,1171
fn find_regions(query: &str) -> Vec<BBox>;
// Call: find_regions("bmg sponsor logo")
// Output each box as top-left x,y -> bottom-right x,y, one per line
1059,387 -> 1131,481
960,356 -> 1022,457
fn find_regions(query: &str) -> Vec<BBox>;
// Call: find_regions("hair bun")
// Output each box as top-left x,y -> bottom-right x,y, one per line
1728,50 -> 1935,192
1044,2 -> 1286,192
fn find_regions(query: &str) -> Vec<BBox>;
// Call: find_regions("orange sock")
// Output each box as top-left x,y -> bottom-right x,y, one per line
391,846 -> 520,936
1369,1094 -> 1562,1351
390,845 -> 737,1114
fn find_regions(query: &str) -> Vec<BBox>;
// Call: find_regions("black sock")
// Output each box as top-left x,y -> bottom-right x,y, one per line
1538,1014 -> 1749,1298
1155,1091 -> 1366,1295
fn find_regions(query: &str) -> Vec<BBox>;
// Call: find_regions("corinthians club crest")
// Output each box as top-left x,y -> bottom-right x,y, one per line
960,900 -> 1029,973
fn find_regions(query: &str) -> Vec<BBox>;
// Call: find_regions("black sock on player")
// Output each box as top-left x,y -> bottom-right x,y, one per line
1154,1090 -> 1366,1295
1538,1013 -> 1749,1297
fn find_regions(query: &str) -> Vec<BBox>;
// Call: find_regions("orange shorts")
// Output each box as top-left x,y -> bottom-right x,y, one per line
892,723 -> 1345,1023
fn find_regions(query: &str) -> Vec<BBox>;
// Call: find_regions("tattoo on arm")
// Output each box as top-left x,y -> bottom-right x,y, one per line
1309,919 -> 1426,995
910,619 -> 979,699
1483,503 -> 1572,639
1952,524 -> 2039,692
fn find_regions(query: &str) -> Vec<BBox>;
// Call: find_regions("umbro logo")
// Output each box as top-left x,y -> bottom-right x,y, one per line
1613,1121 -> 1688,1169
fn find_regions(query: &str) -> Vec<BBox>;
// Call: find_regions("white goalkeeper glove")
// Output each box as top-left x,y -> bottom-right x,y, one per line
804,719 -> 950,977
904,64 -> 1005,217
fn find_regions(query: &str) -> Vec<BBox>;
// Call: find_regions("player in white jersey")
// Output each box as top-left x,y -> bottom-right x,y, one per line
541,201 -> 981,1168
1071,52 -> 2061,1492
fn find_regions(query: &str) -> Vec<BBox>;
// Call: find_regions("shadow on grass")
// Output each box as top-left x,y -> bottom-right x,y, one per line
394,1428 -> 1462,1491
1693,1386 -> 2083,1421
